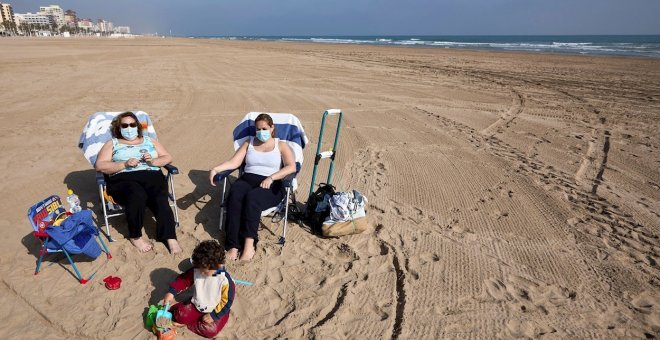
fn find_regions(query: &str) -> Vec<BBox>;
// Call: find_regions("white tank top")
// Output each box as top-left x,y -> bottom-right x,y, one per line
244,137 -> 282,176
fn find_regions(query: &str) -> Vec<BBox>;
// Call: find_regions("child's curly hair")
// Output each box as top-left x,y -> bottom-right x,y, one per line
191,240 -> 225,269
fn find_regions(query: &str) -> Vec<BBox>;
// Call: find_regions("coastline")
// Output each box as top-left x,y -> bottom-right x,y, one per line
5,34 -> 660,59
0,38 -> 658,338
194,34 -> 660,59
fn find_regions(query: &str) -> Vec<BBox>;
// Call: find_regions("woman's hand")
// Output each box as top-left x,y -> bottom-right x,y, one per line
260,176 -> 274,189
202,313 -> 214,324
142,152 -> 154,165
125,157 -> 140,168
209,169 -> 218,186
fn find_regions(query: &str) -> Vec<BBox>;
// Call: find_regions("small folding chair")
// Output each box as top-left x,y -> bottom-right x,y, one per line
78,111 -> 180,242
213,112 -> 308,250
27,195 -> 111,284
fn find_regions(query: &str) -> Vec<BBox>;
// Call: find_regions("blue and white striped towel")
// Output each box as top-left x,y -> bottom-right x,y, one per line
78,111 -> 157,166
232,112 -> 308,171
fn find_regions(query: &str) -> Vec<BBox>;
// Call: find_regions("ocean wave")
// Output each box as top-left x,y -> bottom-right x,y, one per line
243,36 -> 660,58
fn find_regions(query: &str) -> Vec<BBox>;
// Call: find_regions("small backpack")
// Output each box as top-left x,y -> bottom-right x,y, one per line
305,183 -> 336,235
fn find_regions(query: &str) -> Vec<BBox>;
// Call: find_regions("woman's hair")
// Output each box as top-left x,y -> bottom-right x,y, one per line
255,113 -> 276,138
110,111 -> 144,139
191,240 -> 225,269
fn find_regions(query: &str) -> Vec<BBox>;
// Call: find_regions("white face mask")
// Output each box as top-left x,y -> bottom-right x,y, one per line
120,126 -> 138,140
256,129 -> 271,142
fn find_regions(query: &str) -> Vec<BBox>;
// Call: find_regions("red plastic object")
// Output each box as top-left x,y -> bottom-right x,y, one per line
103,276 -> 122,290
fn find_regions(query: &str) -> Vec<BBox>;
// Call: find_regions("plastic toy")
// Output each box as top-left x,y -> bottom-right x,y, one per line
103,276 -> 122,290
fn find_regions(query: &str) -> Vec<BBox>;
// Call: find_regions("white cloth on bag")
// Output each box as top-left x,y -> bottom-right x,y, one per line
324,190 -> 367,225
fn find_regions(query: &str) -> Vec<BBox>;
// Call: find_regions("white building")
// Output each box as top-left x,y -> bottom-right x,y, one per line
38,5 -> 64,27
115,26 -> 130,34
77,18 -> 94,31
14,13 -> 53,27
97,19 -> 113,33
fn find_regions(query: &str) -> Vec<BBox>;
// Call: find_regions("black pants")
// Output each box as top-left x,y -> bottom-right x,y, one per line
225,173 -> 284,249
107,170 -> 176,241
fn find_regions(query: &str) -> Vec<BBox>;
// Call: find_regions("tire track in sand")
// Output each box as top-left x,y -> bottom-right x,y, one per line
2,279 -> 82,339
346,146 -> 407,339
416,106 -> 659,335
481,87 -> 525,137
575,117 -> 611,195
416,106 -> 658,282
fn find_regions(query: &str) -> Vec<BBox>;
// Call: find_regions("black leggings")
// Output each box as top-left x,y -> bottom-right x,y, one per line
107,170 -> 176,241
225,173 -> 284,249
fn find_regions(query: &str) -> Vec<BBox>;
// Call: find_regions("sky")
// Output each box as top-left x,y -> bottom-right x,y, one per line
12,1 -> 660,36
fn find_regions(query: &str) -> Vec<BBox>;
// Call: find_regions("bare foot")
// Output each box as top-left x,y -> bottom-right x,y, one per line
226,248 -> 239,261
167,239 -> 183,254
239,246 -> 256,262
130,238 -> 153,252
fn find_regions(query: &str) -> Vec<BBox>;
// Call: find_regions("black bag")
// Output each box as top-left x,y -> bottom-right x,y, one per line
305,183 -> 336,235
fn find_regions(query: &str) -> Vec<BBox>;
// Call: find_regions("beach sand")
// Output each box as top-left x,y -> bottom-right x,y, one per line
0,38 -> 658,339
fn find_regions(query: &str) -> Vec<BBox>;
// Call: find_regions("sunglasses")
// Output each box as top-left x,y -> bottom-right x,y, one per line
120,122 -> 138,128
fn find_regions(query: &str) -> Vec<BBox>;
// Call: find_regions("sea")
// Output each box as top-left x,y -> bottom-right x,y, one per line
197,35 -> 660,58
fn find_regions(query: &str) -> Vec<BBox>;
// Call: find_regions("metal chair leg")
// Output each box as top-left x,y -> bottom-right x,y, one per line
168,173 -> 180,227
99,184 -> 114,242
219,177 -> 228,231
278,187 -> 291,254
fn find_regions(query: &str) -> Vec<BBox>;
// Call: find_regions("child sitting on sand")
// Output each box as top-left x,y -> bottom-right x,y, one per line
162,240 -> 235,338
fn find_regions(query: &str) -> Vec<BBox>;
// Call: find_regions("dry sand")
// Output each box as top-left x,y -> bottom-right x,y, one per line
0,38 -> 658,339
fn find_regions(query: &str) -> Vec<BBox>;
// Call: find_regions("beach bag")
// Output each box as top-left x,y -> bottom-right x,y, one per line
44,210 -> 102,258
321,190 -> 369,237
305,183 -> 336,235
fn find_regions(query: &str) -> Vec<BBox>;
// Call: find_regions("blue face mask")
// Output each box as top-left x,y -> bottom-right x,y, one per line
256,130 -> 271,142
120,127 -> 138,140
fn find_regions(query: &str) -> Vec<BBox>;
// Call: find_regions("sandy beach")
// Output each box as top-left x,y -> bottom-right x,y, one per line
0,37 -> 658,339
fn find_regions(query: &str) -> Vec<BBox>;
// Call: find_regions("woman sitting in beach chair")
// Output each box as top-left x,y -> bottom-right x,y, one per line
95,112 -> 182,254
209,113 -> 296,261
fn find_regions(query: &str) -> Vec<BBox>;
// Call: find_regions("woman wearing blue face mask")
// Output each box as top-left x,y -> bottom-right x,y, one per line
209,113 -> 296,261
95,112 -> 182,254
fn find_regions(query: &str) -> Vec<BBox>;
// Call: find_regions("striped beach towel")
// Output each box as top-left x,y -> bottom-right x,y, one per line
78,111 -> 158,166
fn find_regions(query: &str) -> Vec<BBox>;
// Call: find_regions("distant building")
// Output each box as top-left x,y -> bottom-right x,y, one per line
97,19 -> 113,33
1,3 -> 15,30
64,9 -> 77,28
14,13 -> 53,27
38,5 -> 64,27
115,26 -> 131,34
77,18 -> 94,31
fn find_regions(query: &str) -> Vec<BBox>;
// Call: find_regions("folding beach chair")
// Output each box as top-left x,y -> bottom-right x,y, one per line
28,195 -> 111,284
78,111 -> 180,242
213,112 -> 308,249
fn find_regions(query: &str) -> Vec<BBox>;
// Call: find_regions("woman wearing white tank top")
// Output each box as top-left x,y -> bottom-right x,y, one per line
209,114 -> 296,261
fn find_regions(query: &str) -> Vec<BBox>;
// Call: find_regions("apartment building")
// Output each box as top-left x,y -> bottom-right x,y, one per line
64,9 -> 77,28
14,12 -> 53,26
115,26 -> 131,34
1,3 -> 14,24
97,19 -> 113,32
38,5 -> 64,27
77,18 -> 94,31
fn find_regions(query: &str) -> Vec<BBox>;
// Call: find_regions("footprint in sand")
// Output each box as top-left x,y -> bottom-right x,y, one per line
481,275 -> 576,315
504,319 -> 557,338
